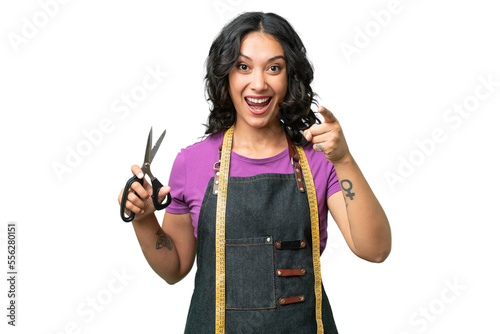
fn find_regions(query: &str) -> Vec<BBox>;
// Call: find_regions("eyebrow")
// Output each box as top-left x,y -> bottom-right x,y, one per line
239,53 -> 286,62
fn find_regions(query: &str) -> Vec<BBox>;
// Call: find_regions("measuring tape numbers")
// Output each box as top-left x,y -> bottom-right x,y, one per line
215,125 -> 234,334
297,146 -> 324,333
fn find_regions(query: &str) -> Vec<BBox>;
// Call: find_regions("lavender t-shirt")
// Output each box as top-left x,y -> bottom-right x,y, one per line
166,132 -> 341,253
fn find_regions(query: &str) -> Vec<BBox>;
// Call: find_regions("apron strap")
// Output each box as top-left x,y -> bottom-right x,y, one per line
286,134 -> 306,193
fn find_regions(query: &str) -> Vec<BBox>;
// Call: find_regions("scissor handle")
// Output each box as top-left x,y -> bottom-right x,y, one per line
151,177 -> 172,210
120,175 -> 144,222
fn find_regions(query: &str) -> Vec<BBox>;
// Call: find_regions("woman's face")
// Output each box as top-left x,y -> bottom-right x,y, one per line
228,32 -> 288,131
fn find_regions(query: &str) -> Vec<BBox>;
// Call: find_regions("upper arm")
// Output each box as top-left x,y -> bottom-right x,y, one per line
161,211 -> 196,280
327,191 -> 357,254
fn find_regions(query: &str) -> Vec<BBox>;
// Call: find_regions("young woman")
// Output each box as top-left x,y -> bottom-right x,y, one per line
118,12 -> 391,333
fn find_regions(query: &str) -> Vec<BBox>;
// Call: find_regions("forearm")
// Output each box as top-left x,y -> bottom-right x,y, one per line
131,214 -> 183,284
333,154 -> 391,262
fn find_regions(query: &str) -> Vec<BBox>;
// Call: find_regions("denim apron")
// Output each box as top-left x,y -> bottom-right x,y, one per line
184,132 -> 339,334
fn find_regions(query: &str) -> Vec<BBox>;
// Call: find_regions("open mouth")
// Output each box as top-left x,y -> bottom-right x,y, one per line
245,96 -> 272,115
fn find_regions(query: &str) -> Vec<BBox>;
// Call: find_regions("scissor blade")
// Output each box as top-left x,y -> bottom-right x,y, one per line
143,127 -> 153,164
149,129 -> 166,163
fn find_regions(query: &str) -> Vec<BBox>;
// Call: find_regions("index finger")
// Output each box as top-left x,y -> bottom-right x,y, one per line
318,106 -> 337,124
131,164 -> 144,179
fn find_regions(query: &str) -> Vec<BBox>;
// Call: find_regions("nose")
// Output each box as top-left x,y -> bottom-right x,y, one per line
250,71 -> 267,91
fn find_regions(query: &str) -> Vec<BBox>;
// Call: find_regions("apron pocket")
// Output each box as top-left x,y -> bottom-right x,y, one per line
225,236 -> 275,310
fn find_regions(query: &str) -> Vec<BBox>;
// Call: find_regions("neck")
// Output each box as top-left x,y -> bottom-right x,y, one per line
231,122 -> 287,159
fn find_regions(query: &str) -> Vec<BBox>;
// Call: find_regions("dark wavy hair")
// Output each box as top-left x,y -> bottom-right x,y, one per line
204,12 -> 320,145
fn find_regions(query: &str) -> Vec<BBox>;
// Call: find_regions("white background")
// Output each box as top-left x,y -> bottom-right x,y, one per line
1,0 -> 499,333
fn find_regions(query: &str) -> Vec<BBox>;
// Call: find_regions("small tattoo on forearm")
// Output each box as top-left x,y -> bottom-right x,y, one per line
341,179 -> 355,200
156,228 -> 173,250
315,143 -> 324,152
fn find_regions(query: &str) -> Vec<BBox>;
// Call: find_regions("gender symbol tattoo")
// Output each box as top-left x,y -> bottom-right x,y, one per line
156,228 -> 173,250
340,179 -> 355,200
315,143 -> 324,152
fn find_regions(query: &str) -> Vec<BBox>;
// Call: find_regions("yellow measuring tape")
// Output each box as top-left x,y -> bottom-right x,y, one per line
215,126 -> 323,333
215,125 -> 233,333
297,145 -> 324,333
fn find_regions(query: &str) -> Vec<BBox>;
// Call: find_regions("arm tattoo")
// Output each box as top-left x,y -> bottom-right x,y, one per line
340,179 -> 355,201
155,228 -> 173,250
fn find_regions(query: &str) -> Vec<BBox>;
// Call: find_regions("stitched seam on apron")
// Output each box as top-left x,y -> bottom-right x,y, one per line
272,239 -> 276,309
226,306 -> 276,310
229,176 -> 294,184
225,243 -> 270,246
197,181 -> 215,265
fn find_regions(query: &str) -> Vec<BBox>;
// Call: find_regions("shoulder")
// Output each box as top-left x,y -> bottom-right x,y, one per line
174,132 -> 223,166
168,132 -> 223,202
171,132 -> 223,181
179,132 -> 223,156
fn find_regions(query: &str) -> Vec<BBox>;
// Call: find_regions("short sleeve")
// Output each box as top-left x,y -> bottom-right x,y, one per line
326,162 -> 341,199
165,150 -> 191,214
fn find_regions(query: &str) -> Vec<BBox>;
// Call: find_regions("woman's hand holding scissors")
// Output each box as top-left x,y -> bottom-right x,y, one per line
118,128 -> 172,222
118,164 -> 171,222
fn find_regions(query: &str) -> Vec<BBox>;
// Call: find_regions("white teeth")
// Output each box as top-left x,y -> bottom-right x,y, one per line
246,97 -> 270,103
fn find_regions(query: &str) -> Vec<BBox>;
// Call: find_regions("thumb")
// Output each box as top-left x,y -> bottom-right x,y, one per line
318,106 -> 337,123
303,124 -> 317,142
157,186 -> 171,202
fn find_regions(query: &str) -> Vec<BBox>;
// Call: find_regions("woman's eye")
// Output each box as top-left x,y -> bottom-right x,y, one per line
237,64 -> 249,71
269,65 -> 281,72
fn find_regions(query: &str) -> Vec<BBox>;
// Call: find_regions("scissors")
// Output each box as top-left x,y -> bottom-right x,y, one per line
120,127 -> 172,222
